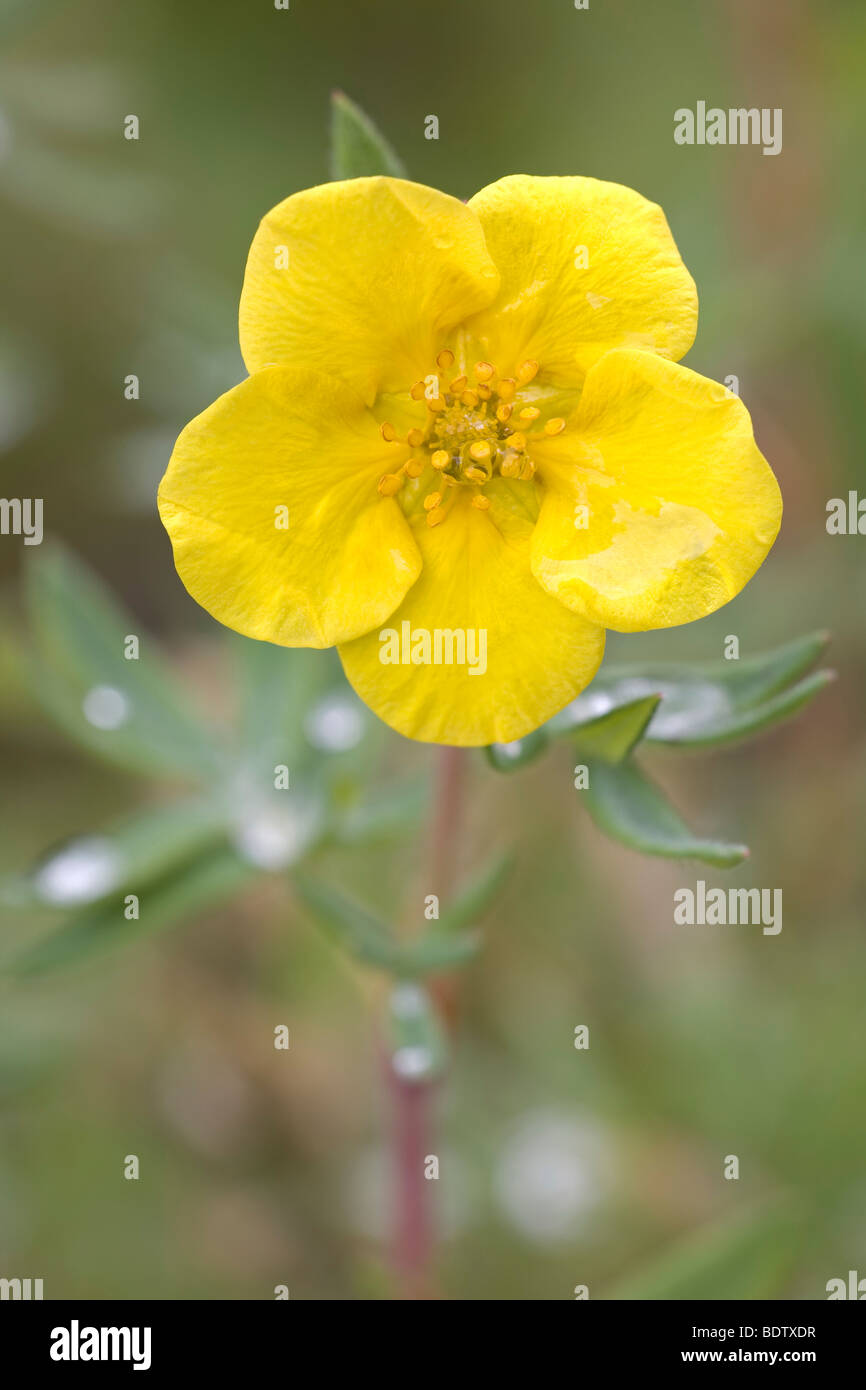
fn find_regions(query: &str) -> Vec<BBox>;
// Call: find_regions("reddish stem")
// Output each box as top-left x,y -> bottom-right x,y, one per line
388,744 -> 467,1300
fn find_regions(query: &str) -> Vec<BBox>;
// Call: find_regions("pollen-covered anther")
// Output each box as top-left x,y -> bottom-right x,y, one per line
431,449 -> 450,471
377,473 -> 404,496
471,495 -> 491,510
544,416 -> 566,436
469,441 -> 491,462
518,406 -> 540,425
517,359 -> 539,384
500,452 -> 522,478
423,491 -> 442,511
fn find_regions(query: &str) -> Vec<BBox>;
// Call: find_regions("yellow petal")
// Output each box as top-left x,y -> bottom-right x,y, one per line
239,177 -> 500,404
530,349 -> 782,633
464,175 -> 698,386
158,367 -> 422,648
338,489 -> 605,746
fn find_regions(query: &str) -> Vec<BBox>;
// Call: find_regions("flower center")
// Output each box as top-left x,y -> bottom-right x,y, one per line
376,350 -> 566,527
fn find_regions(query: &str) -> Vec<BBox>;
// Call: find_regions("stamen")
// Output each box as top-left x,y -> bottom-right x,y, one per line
386,348 -> 567,524
517,359 -> 539,384
378,473 -> 404,496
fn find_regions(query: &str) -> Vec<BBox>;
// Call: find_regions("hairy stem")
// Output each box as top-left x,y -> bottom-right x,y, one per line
389,744 -> 467,1300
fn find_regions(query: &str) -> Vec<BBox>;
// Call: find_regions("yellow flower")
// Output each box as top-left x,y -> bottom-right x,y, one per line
159,175 -> 781,747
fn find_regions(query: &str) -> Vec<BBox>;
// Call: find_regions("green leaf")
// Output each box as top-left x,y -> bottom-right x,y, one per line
328,778 -> 428,846
330,92 -> 406,180
485,726 -> 549,773
232,636 -> 334,772
293,873 -> 404,971
583,758 -> 748,867
574,632 -> 831,751
4,797 -> 229,912
397,929 -> 482,976
553,694 -> 661,762
438,849 -> 512,933
610,1202 -> 803,1300
8,848 -> 254,977
25,543 -> 223,781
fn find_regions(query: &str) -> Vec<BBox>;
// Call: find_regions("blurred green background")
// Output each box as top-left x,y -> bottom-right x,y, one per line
2,0 -> 865,1300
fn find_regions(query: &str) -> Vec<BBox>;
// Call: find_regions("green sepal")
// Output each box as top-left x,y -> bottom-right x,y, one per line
330,92 -> 406,180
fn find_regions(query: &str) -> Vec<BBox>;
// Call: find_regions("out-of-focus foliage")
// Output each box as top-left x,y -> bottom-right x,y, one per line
1,0 -> 864,1302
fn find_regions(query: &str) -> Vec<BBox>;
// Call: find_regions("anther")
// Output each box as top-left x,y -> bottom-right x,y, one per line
469,441 -> 491,462
517,359 -> 539,384
460,389 -> 479,408
476,383 -> 492,401
449,375 -> 467,394
423,491 -> 442,511
405,458 -> 425,478
508,431 -> 527,451
500,453 -> 522,478
518,406 -> 540,425
377,473 -> 404,496
410,381 -> 426,401
474,361 -> 495,382
407,427 -> 425,447
496,378 -> 516,401
426,506 -> 445,527
431,449 -> 450,471
380,421 -> 399,442
472,495 -> 491,510
544,416 -> 566,436
495,403 -> 513,423
436,348 -> 455,370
